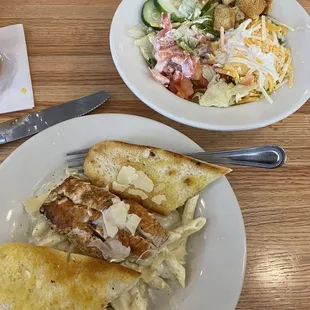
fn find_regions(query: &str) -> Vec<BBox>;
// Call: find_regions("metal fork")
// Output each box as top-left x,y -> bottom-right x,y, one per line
65,145 -> 286,169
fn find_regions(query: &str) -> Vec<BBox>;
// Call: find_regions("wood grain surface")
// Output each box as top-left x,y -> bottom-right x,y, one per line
0,1 -> 309,309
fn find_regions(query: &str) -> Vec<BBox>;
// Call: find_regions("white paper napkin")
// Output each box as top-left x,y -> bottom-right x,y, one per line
0,24 -> 34,114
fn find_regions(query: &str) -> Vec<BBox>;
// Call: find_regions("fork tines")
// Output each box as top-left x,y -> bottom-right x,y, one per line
66,148 -> 90,169
66,148 -> 89,156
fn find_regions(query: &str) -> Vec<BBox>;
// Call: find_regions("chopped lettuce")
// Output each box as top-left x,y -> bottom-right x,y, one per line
171,25 -> 200,53
176,40 -> 195,53
129,24 -> 152,39
135,32 -> 157,68
179,0 -> 204,20
202,65 -> 216,82
199,75 -> 259,107
199,76 -> 234,107
192,92 -> 203,103
201,1 -> 218,16
230,84 -> 258,103
171,13 -> 186,23
229,84 -> 258,96
198,1 -> 219,36
191,16 -> 213,25
164,29 -> 184,42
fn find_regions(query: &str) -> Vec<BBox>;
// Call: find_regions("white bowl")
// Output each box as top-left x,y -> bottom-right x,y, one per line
110,0 -> 310,131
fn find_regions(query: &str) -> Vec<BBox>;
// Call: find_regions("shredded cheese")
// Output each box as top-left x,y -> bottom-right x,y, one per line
267,16 -> 295,32
261,87 -> 273,104
220,26 -> 225,48
212,16 -> 294,104
262,15 -> 267,41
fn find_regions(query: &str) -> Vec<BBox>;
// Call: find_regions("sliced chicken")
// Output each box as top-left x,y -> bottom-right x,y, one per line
46,176 -> 117,212
40,177 -> 168,262
126,200 -> 169,248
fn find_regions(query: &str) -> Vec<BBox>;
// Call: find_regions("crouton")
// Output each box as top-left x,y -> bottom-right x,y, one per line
236,0 -> 266,19
214,7 -> 236,31
263,0 -> 273,14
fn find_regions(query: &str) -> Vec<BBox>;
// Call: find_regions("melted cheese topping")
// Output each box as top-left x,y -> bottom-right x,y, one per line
126,214 -> 142,235
112,181 -> 130,192
151,194 -> 167,205
102,202 -> 130,238
117,166 -> 139,185
128,189 -> 148,200
117,165 -> 154,193
131,171 -> 154,193
88,239 -> 131,263
95,201 -> 141,240
23,192 -> 50,214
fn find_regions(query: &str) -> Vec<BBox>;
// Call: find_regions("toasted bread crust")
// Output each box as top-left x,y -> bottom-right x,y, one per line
84,141 -> 231,215
0,243 -> 140,310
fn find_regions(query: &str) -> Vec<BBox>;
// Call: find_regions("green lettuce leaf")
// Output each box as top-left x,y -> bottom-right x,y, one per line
199,76 -> 235,107
129,24 -> 152,39
135,32 -> 157,68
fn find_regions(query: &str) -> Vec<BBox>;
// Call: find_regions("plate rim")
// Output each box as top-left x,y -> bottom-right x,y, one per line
0,113 -> 247,309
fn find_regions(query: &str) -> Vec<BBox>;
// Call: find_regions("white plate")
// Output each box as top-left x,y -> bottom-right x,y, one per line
110,0 -> 310,131
0,114 -> 246,310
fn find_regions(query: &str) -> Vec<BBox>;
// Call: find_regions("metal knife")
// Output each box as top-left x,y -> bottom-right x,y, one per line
0,90 -> 109,145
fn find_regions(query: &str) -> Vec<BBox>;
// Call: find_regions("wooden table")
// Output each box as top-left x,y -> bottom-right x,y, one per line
1,1 -> 309,308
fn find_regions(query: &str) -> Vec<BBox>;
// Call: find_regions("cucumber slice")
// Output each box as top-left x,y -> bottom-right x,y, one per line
154,0 -> 184,18
171,13 -> 186,23
142,0 -> 162,29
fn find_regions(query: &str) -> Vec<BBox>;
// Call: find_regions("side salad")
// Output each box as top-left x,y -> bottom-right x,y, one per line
129,0 -> 294,108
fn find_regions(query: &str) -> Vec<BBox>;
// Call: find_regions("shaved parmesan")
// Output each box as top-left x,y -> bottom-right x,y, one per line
142,149 -> 151,158
151,194 -> 167,205
126,214 -> 141,235
124,203 -> 130,212
95,201 -> 139,239
117,166 -> 154,192
102,201 -> 129,238
154,183 -> 165,193
88,239 -> 130,263
102,212 -> 119,238
23,192 -> 49,214
112,197 -> 121,204
131,171 -> 154,193
112,181 -> 129,192
117,166 -> 139,185
128,188 -> 148,200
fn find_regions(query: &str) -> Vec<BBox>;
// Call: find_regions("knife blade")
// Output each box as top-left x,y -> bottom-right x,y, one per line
0,90 -> 109,145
